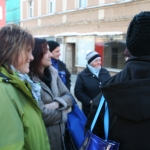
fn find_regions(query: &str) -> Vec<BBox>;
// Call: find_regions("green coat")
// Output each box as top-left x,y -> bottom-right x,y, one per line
0,66 -> 50,150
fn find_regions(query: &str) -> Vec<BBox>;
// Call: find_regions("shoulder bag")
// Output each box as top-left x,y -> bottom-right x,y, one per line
79,95 -> 120,150
67,96 -> 87,149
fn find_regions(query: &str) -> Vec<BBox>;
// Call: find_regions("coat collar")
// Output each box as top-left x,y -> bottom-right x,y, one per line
32,75 -> 54,99
31,66 -> 58,98
127,56 -> 150,63
102,56 -> 150,86
82,66 -> 107,76
0,66 -> 39,107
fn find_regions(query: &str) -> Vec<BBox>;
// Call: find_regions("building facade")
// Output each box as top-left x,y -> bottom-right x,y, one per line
20,0 -> 150,75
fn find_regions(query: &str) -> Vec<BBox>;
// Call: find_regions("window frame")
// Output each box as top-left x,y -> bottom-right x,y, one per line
78,0 -> 87,8
28,0 -> 33,18
75,36 -> 95,67
48,0 -> 55,14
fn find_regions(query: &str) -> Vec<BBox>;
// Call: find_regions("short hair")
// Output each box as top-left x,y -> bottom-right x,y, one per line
0,24 -> 34,73
29,38 -> 48,79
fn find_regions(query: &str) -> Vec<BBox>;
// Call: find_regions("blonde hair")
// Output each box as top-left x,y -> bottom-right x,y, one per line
0,24 -> 34,73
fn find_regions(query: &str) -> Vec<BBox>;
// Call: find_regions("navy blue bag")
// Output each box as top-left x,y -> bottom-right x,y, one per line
79,95 -> 120,150
67,97 -> 87,149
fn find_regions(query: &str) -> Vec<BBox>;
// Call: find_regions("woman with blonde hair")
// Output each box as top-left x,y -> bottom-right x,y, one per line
0,24 -> 50,150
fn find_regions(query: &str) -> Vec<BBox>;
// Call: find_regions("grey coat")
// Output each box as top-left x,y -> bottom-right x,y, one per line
31,66 -> 72,150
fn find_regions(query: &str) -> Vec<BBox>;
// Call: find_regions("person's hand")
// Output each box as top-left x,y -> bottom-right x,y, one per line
45,102 -> 59,110
62,109 -> 68,114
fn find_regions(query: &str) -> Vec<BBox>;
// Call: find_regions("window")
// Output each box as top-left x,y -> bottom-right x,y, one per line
95,36 -> 126,70
49,0 -> 55,14
56,37 -> 63,44
49,1 -> 52,13
29,1 -> 33,18
103,41 -> 126,69
78,0 -> 87,8
76,36 -> 95,67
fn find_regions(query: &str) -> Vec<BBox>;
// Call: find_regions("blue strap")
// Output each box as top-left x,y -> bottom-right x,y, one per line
104,102 -> 109,140
90,95 -> 105,131
90,95 -> 109,140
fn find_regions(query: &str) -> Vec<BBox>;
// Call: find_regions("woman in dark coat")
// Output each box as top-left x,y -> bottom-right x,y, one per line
85,11 -> 150,150
74,51 -> 111,117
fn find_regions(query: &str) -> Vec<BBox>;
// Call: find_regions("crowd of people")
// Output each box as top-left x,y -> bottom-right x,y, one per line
0,11 -> 150,150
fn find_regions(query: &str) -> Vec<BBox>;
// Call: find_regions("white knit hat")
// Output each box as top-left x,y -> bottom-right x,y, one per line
86,51 -> 100,64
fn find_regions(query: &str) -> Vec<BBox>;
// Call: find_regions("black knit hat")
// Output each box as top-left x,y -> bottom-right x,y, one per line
126,11 -> 150,56
47,41 -> 60,52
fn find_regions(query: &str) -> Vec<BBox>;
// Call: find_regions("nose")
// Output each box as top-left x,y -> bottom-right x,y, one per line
49,51 -> 53,57
48,51 -> 53,58
30,53 -> 34,61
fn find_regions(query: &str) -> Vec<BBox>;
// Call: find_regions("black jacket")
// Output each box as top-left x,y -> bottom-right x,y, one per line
85,56 -> 150,150
74,67 -> 110,117
58,60 -> 71,91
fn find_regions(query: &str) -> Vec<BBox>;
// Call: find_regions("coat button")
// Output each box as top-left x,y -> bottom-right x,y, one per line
93,75 -> 95,77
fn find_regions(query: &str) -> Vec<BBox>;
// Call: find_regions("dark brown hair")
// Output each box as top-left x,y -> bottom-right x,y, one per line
29,38 -> 48,78
0,24 -> 34,73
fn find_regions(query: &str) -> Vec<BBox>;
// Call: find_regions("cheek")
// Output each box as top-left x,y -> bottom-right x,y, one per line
41,58 -> 45,64
17,55 -> 24,66
17,52 -> 28,66
93,62 -> 99,67
42,55 -> 48,63
56,52 -> 60,56
45,54 -> 49,59
98,61 -> 101,65
90,62 -> 95,67
97,62 -> 101,66
95,62 -> 98,66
